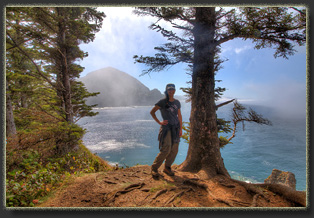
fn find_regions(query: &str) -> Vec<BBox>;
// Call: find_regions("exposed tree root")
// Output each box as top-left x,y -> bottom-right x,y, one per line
140,188 -> 151,192
164,190 -> 186,206
250,194 -> 261,207
103,180 -> 118,184
183,177 -> 305,207
230,199 -> 251,207
230,179 -> 306,207
104,182 -> 145,205
182,175 -> 307,207
258,183 -> 306,207
151,188 -> 168,200
228,178 -> 277,207
183,178 -> 237,206
219,183 -> 236,188
39,165 -> 305,208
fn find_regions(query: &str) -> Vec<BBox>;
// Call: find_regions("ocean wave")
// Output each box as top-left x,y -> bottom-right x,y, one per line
262,160 -> 272,166
135,120 -> 154,122
106,161 -> 119,166
229,171 -> 260,184
93,106 -> 152,110
86,139 -> 150,152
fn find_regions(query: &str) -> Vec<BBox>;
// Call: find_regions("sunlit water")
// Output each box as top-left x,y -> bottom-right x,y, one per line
77,103 -> 307,191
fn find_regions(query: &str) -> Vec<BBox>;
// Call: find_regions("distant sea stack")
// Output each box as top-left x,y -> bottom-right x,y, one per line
79,67 -> 164,107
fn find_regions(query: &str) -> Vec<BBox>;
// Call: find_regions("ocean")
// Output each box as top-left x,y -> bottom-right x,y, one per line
77,102 -> 307,191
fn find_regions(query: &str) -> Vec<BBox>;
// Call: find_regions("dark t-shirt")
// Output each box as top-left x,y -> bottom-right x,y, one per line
155,98 -> 181,126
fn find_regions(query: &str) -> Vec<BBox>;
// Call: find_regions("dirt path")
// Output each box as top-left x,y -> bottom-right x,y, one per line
37,165 -> 301,208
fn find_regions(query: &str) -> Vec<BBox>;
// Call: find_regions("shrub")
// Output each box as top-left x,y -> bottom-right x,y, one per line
6,143 -> 112,207
6,108 -> 112,207
6,149 -> 63,207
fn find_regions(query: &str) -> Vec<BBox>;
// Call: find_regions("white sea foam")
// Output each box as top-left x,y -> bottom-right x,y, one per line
87,139 -> 150,152
135,120 -> 154,122
262,160 -> 272,166
107,161 -> 119,166
229,171 -> 259,184
93,106 -> 152,110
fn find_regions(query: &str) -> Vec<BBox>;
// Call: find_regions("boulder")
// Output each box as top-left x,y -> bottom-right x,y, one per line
264,169 -> 296,190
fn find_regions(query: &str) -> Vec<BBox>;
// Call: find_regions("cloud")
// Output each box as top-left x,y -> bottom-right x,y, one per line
77,7 -> 193,95
235,45 -> 254,54
79,7 -> 166,78
220,39 -> 254,55
243,78 -> 306,118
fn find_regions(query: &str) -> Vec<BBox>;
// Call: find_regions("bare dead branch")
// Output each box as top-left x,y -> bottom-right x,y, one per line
216,98 -> 235,109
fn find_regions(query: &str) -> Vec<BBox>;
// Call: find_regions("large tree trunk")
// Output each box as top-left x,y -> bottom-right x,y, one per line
57,7 -> 73,124
6,80 -> 17,137
180,7 -> 229,179
62,67 -> 73,123
19,79 -> 28,108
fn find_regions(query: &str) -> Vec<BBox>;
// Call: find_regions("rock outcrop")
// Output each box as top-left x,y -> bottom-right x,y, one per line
264,169 -> 296,190
79,67 -> 164,107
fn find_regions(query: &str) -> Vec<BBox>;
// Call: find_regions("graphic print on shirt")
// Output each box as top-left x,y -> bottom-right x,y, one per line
166,101 -> 180,125
168,103 -> 178,114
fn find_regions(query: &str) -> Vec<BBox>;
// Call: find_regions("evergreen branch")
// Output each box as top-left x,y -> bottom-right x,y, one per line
170,22 -> 193,32
150,24 -> 194,46
7,32 -> 56,89
216,33 -> 241,45
33,7 -> 58,33
5,36 -> 35,52
216,8 -> 236,21
33,101 -> 64,122
216,7 -> 305,57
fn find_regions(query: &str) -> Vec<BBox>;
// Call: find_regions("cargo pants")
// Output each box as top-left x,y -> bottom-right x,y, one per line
151,130 -> 179,171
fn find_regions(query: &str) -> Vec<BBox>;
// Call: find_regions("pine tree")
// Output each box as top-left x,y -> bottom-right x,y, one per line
6,7 -> 105,125
6,7 -> 106,153
5,7 -> 41,136
28,7 -> 106,123
134,7 -> 306,179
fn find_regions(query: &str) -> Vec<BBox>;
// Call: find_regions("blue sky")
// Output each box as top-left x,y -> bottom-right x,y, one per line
78,7 -> 307,117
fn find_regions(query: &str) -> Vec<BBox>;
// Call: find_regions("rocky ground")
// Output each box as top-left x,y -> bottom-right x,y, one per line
37,165 -> 306,208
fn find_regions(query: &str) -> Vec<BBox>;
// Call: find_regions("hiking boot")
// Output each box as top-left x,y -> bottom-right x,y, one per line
151,168 -> 160,178
163,167 -> 175,176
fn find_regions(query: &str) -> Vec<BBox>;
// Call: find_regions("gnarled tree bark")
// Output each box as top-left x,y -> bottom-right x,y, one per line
179,7 -> 229,179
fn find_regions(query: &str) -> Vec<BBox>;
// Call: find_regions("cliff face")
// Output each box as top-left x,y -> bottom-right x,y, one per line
79,67 -> 164,107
